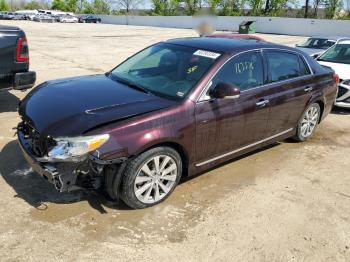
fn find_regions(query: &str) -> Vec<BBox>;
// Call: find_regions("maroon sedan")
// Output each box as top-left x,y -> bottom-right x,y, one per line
18,37 -> 338,209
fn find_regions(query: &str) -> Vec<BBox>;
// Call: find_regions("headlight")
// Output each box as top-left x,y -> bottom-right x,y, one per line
42,134 -> 110,162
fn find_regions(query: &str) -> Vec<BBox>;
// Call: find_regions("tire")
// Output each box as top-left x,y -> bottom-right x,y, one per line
120,147 -> 182,209
293,103 -> 321,142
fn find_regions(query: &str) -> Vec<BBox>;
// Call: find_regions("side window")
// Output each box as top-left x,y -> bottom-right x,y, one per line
299,56 -> 311,76
209,51 -> 264,92
266,51 -> 309,83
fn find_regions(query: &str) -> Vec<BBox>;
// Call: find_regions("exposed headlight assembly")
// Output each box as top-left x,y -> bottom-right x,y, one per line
41,134 -> 110,162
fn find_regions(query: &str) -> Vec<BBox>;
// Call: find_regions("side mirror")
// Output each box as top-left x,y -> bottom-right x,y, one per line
312,53 -> 320,59
210,82 -> 241,99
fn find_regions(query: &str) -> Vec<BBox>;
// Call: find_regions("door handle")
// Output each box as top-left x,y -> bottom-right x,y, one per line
256,99 -> 270,107
304,86 -> 314,92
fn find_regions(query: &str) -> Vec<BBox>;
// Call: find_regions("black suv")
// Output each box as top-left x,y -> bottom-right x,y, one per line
0,25 -> 36,90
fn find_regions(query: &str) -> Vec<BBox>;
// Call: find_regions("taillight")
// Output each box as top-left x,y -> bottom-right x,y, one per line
16,37 -> 29,62
333,73 -> 340,85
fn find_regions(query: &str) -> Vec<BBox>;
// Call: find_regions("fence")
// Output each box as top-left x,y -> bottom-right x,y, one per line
95,15 -> 350,37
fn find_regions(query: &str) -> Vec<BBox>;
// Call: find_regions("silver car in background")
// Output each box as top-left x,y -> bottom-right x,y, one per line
2,12 -> 15,20
296,36 -> 350,58
58,15 -> 78,23
33,14 -> 55,23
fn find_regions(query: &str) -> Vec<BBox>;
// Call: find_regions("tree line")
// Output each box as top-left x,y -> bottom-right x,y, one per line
0,0 -> 349,19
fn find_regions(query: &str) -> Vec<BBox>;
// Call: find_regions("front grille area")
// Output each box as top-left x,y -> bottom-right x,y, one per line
338,86 -> 348,98
18,122 -> 56,157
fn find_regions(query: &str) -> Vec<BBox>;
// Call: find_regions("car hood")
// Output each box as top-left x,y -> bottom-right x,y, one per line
19,74 -> 176,137
295,47 -> 324,56
317,61 -> 350,80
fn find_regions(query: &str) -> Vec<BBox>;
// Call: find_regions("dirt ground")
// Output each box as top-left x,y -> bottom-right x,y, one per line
0,21 -> 349,262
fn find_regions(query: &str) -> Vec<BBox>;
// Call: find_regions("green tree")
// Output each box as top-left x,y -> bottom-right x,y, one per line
52,0 -> 66,10
65,0 -> 78,12
82,1 -> 95,13
151,0 -> 179,15
323,0 -> 343,18
248,0 -> 264,15
218,0 -> 243,16
206,0 -> 221,14
115,0 -> 142,13
0,0 -> 9,11
51,0 -> 78,12
24,1 -> 42,9
184,0 -> 199,15
268,0 -> 289,16
90,0 -> 110,14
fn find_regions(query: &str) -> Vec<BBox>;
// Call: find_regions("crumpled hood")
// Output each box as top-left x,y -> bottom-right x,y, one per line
19,74 -> 175,137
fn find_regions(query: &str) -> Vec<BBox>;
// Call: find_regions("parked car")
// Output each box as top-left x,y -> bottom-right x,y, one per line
33,14 -> 55,23
79,15 -> 101,23
13,13 -> 26,20
17,37 -> 338,209
316,39 -> 350,108
207,33 -> 264,41
2,12 -> 15,20
25,13 -> 38,21
0,11 -> 5,19
58,15 -> 78,23
295,36 -> 350,57
0,25 -> 36,90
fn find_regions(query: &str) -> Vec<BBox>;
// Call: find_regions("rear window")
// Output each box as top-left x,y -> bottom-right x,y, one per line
266,51 -> 310,83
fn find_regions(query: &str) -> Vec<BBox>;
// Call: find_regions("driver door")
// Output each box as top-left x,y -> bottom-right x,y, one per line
195,50 -> 270,165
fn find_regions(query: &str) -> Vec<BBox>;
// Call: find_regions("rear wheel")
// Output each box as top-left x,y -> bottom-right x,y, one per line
120,147 -> 182,209
294,103 -> 321,141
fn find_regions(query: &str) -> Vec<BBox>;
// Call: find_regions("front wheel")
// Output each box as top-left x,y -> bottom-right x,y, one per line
294,103 -> 321,142
120,147 -> 182,209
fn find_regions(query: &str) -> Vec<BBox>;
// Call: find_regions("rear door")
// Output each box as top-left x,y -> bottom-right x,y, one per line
262,50 -> 314,136
195,50 -> 270,164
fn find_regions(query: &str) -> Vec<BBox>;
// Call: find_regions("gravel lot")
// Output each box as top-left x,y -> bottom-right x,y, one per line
0,21 -> 350,262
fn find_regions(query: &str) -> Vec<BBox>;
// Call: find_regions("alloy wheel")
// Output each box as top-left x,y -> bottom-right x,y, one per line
134,155 -> 178,204
300,105 -> 319,138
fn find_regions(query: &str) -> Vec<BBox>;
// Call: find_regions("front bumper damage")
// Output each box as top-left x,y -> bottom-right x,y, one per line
17,130 -> 108,192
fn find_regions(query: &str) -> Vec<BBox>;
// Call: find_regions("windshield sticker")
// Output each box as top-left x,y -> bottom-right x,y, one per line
177,91 -> 185,97
187,65 -> 198,74
194,50 -> 221,59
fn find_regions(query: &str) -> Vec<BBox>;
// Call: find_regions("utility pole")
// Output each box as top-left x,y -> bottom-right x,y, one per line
265,0 -> 270,14
304,0 -> 309,18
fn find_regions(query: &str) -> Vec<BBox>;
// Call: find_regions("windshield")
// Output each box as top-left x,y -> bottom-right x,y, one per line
318,43 -> 350,64
297,38 -> 335,49
110,43 -> 221,100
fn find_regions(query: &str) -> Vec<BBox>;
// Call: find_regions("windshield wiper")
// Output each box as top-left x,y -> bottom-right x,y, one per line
110,74 -> 152,95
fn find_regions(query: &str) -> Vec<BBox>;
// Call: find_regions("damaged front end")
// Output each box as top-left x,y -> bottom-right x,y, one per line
17,122 -> 118,192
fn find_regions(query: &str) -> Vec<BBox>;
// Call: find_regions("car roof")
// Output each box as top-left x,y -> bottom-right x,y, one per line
207,33 -> 264,41
309,36 -> 350,41
336,40 -> 350,45
165,37 -> 292,54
